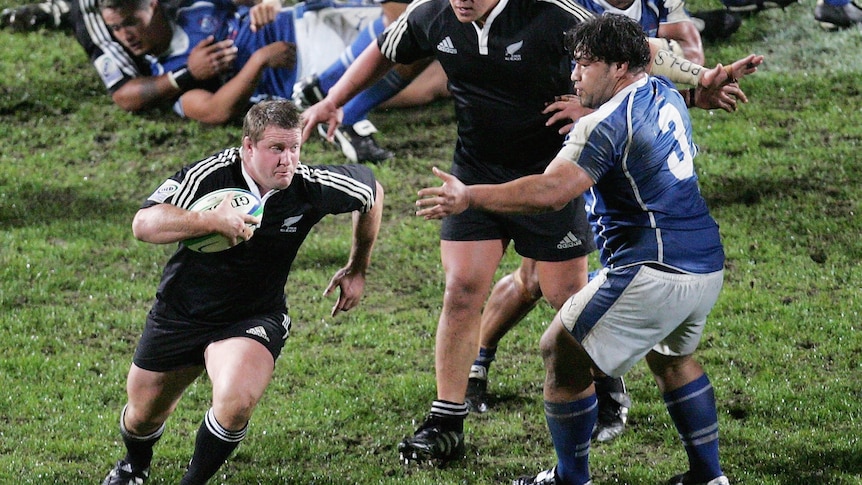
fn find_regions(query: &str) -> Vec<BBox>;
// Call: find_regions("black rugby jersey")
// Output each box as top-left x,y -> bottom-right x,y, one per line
141,147 -> 377,324
379,0 -> 593,175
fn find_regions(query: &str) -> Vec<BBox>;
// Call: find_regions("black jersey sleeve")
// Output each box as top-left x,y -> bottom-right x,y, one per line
295,164 -> 378,215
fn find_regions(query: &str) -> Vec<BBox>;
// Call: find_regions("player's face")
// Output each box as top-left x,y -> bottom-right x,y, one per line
242,126 -> 302,193
571,56 -> 619,109
449,0 -> 501,24
101,0 -> 161,56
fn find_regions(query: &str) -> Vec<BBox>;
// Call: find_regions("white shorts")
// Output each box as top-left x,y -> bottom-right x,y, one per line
558,265 -> 724,378
293,3 -> 381,80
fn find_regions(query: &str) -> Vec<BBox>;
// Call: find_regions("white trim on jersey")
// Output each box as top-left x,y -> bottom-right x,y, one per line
171,148 -> 240,209
77,0 -> 141,77
378,0 -> 432,60
296,164 -> 376,212
473,0 -> 509,55
537,0 -> 595,23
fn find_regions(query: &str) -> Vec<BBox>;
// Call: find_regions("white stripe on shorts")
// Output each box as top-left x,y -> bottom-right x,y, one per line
559,265 -> 723,377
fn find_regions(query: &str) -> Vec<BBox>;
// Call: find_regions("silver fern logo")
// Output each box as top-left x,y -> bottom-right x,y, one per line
505,40 -> 523,61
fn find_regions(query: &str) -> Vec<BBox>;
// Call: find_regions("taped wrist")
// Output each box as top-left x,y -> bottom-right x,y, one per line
649,47 -> 703,86
649,37 -> 685,57
167,65 -> 195,92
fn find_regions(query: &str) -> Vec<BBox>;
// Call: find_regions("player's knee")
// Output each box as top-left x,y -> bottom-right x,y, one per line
538,323 -> 568,364
213,398 -> 257,430
513,267 -> 542,301
444,273 -> 491,306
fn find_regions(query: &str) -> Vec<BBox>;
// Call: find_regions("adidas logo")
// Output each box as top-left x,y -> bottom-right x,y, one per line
557,231 -> 583,249
246,325 -> 270,342
437,36 -> 457,54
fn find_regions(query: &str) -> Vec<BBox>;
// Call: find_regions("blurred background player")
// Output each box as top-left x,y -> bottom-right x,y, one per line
2,0 -> 445,163
813,0 -> 862,28
292,0 -> 450,162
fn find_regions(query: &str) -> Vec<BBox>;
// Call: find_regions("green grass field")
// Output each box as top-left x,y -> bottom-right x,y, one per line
1,1 -> 861,484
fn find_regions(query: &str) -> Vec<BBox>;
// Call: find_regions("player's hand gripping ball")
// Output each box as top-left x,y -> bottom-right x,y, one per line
183,188 -> 263,253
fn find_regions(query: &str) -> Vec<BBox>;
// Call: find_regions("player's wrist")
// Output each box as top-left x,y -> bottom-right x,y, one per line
167,65 -> 196,92
650,49 -> 702,86
685,87 -> 697,108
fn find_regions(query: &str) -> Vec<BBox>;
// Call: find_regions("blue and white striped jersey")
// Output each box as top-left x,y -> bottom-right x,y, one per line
558,75 -> 725,274
573,0 -> 690,38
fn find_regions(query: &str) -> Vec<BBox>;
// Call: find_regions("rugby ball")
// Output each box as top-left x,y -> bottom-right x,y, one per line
183,188 -> 263,253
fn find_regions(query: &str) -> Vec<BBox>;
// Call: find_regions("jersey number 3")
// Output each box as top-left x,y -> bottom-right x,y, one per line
658,104 -> 694,180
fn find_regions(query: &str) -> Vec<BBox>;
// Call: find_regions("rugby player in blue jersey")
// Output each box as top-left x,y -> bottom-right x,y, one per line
302,0 -> 759,465
416,14 -> 759,485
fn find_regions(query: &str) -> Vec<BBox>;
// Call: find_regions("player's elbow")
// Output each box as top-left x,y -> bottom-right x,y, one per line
537,194 -> 572,213
111,85 -> 161,113
131,211 -> 158,242
189,107 -> 239,126
112,93 -> 149,113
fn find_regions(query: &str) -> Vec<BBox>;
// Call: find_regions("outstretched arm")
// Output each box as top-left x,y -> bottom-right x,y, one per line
416,159 -> 592,219
324,181 -> 384,316
692,54 -> 764,111
300,43 -> 397,143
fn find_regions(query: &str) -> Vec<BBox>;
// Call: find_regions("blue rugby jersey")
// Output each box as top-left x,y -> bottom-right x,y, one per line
572,0 -> 690,38
558,75 -> 725,274
144,0 -> 298,115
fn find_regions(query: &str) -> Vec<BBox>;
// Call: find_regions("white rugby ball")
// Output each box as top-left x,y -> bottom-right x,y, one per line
183,188 -> 263,253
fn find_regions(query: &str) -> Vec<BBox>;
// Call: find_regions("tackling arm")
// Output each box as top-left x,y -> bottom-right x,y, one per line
416,159 -> 593,219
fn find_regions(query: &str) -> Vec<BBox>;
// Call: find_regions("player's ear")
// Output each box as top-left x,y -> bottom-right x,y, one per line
615,61 -> 629,77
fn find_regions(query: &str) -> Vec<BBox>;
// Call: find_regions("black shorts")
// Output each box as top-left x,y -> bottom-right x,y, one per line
133,312 -> 292,372
440,162 -> 596,262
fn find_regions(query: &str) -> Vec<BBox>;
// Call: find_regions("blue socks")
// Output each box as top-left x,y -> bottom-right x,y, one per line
664,373 -> 723,482
314,16 -> 411,126
544,395 -> 596,485
342,69 -> 409,125
318,16 -> 385,91
472,346 -> 497,373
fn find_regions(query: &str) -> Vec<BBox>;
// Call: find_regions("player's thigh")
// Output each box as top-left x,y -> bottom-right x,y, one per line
535,256 -> 589,311
205,337 -> 275,408
440,239 -> 506,295
126,364 -> 203,421
558,266 -> 711,377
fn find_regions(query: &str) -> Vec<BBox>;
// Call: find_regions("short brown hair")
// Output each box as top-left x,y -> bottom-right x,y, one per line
242,100 -> 302,144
